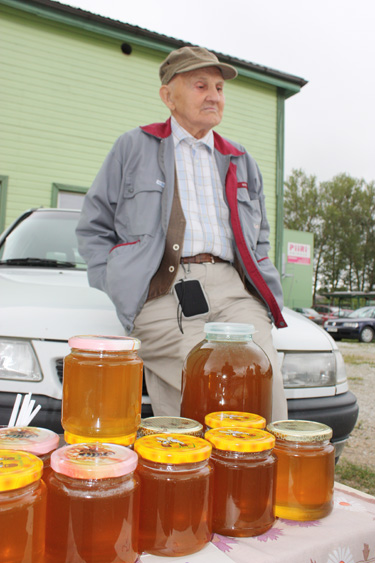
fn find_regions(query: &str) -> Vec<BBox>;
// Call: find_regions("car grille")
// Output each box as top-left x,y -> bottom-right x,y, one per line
56,358 -> 64,383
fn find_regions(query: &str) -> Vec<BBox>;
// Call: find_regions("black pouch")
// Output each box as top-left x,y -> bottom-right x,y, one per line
173,279 -> 210,318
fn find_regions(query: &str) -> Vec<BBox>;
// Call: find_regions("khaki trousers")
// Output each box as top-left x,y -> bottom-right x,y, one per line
132,262 -> 288,422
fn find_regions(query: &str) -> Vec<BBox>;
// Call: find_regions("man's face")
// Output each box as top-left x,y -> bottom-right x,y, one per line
160,67 -> 225,139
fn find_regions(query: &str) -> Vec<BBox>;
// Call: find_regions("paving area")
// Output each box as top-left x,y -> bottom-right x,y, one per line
336,341 -> 375,469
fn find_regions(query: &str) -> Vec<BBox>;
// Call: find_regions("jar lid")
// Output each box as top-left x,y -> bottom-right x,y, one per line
204,427 -> 275,452
0,426 -> 60,455
205,411 -> 266,430
134,434 -> 212,464
204,322 -> 255,338
266,420 -> 333,442
139,417 -> 203,437
0,450 -> 43,491
51,443 -> 138,479
64,431 -> 137,447
68,335 -> 141,351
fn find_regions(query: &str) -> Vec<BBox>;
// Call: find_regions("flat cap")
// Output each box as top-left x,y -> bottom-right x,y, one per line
159,46 -> 238,85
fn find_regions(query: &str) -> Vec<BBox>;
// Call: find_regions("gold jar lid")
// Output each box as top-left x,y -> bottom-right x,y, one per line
138,416 -> 203,437
266,420 -> 333,442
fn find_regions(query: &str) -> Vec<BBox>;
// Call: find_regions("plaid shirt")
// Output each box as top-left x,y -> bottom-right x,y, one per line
171,117 -> 234,261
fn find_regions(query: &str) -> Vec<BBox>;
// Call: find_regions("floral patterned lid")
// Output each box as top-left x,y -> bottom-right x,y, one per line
0,450 -> 43,491
205,427 -> 275,452
138,416 -> 203,437
266,420 -> 333,442
134,433 -> 212,464
51,443 -> 138,479
205,411 -> 266,430
0,426 -> 60,455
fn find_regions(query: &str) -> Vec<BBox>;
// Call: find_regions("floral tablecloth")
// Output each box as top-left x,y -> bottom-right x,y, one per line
140,482 -> 375,563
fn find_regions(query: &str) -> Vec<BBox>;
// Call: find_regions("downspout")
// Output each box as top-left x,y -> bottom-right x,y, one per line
275,90 -> 285,275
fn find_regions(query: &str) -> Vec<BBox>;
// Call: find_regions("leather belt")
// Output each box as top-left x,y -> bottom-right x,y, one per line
181,253 -> 228,264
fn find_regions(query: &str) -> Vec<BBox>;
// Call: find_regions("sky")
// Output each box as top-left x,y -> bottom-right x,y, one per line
59,0 -> 375,184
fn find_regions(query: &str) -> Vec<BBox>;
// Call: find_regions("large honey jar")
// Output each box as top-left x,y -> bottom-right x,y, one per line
62,335 -> 143,443
205,427 -> 276,537
134,433 -> 213,556
181,322 -> 273,425
267,420 -> 335,521
0,450 -> 46,563
44,442 -> 140,563
0,426 -> 60,480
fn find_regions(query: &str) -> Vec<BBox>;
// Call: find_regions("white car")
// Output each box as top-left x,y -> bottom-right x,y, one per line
0,209 -> 358,458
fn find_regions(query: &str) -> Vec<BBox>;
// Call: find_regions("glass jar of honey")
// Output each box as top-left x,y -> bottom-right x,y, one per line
62,335 -> 143,444
0,426 -> 60,480
134,433 -> 213,556
44,442 -> 140,563
205,411 -> 266,431
181,323 -> 273,425
266,420 -> 335,521
204,427 -> 276,537
138,416 -> 203,437
0,449 -> 46,562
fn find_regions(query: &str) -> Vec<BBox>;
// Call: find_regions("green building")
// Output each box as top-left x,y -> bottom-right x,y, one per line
0,0 -> 306,272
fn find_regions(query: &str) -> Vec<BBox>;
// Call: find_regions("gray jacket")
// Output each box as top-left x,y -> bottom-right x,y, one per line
76,118 -> 286,332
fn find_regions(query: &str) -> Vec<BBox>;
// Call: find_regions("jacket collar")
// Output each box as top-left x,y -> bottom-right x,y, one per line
140,118 -> 244,157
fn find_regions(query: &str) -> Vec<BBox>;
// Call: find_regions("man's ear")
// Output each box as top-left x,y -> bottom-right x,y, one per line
159,85 -> 175,111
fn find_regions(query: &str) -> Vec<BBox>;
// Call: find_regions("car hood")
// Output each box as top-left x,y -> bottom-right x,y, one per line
0,267 -> 336,351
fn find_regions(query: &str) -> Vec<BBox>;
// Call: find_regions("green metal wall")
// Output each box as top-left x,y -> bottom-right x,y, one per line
1,2 -> 279,260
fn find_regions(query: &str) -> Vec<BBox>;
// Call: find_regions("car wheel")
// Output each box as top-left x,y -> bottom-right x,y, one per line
359,326 -> 374,343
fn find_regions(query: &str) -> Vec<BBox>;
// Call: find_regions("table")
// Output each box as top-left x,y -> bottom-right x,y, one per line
140,482 -> 375,563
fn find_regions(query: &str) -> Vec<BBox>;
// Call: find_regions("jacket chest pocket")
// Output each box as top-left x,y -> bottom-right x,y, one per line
237,188 -> 262,245
121,181 -> 164,236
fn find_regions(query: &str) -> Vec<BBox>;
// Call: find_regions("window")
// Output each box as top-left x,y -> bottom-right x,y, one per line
51,183 -> 87,211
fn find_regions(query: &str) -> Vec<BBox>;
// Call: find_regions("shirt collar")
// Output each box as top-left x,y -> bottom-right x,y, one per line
171,116 -> 213,151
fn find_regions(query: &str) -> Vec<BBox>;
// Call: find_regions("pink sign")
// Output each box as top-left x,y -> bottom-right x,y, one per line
287,242 -> 311,264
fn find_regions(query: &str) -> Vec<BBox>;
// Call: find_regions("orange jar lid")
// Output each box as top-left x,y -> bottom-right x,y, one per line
68,335 -> 140,351
0,450 -> 43,491
266,420 -> 333,442
134,433 -> 212,464
205,411 -> 266,430
205,427 -> 275,452
51,443 -> 138,479
64,430 -> 137,447
0,426 -> 60,455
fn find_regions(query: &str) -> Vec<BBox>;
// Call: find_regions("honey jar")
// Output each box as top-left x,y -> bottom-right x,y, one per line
0,449 -> 46,562
205,427 -> 276,537
0,426 -> 60,480
205,411 -> 266,431
138,416 -> 203,437
62,335 -> 143,444
44,442 -> 140,563
267,420 -> 335,521
134,433 -> 213,556
181,322 -> 273,425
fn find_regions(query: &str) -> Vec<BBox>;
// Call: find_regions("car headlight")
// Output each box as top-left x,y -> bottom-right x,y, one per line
281,351 -> 344,388
342,322 -> 358,328
0,339 -> 43,381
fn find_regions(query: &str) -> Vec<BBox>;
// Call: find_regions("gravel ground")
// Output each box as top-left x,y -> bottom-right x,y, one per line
336,341 -> 375,470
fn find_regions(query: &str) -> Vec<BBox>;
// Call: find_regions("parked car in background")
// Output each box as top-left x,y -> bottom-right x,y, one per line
0,209 -> 359,459
293,307 -> 324,325
324,306 -> 375,343
314,305 -> 340,322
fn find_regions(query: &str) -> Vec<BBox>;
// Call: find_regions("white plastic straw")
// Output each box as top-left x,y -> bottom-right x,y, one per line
8,393 -> 22,427
24,404 -> 42,427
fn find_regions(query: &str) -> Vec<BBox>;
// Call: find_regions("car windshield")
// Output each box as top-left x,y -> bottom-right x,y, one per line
0,210 -> 87,270
348,307 -> 375,319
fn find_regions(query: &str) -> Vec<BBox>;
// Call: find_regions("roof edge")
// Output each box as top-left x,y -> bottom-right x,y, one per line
1,0 -> 308,95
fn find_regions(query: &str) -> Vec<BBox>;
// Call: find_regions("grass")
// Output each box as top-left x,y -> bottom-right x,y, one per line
342,353 -> 375,367
335,459 -> 375,496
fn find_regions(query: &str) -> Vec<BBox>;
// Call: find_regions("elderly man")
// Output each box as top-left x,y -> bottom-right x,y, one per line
76,46 -> 288,421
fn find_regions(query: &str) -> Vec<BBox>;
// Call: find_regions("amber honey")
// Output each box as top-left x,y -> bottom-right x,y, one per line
0,450 -> 46,563
267,420 -> 335,520
181,323 -> 272,425
62,335 -> 143,441
134,434 -> 213,556
44,442 -> 140,563
205,427 -> 276,537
